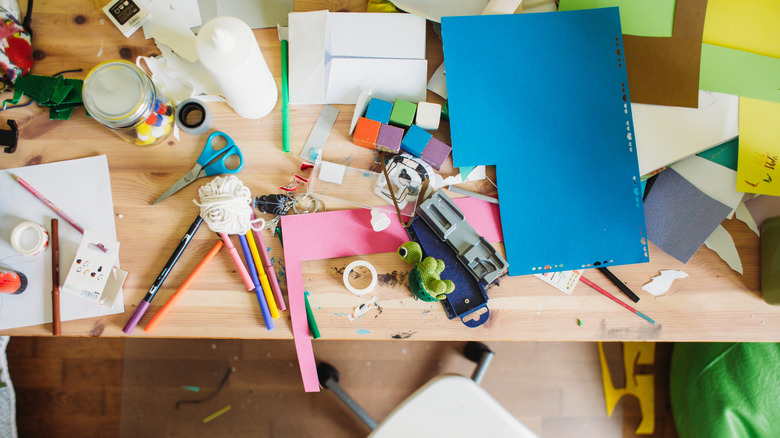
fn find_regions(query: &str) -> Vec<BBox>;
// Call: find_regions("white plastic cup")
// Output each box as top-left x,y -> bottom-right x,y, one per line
196,16 -> 278,119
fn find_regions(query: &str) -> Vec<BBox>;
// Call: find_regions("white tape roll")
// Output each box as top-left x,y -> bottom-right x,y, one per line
343,260 -> 378,295
175,98 -> 212,135
10,221 -> 49,256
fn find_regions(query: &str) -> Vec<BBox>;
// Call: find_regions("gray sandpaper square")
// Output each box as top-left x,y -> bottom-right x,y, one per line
644,168 -> 732,263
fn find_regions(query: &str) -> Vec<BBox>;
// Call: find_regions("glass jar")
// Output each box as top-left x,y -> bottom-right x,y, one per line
82,60 -> 174,146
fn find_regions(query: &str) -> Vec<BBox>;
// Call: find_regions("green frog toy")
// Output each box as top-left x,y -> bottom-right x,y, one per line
397,241 -> 455,302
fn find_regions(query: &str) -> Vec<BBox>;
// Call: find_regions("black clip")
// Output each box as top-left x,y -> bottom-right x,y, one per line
1,120 -> 19,154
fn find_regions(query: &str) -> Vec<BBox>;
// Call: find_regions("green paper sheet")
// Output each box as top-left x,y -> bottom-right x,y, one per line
699,43 -> 780,104
558,0 -> 677,37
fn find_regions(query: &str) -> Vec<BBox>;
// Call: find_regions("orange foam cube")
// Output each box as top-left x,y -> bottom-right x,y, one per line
353,117 -> 381,149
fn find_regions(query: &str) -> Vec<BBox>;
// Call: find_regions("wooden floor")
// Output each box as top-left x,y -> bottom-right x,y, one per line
6,337 -> 677,437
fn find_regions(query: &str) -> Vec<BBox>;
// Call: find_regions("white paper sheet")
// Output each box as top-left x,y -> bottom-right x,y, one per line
215,0 -> 293,29
390,0 -> 489,22
141,0 -> 200,62
704,225 -> 743,274
0,156 -> 124,330
288,11 -> 427,105
632,91 -> 739,175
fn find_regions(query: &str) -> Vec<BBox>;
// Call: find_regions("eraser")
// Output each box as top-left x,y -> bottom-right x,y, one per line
421,137 -> 452,170
353,117 -> 381,149
415,102 -> 442,131
401,124 -> 432,157
365,98 -> 393,124
376,124 -> 404,154
390,99 -> 417,128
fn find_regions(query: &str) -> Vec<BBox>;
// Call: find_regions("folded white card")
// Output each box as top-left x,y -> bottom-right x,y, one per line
288,11 -> 427,105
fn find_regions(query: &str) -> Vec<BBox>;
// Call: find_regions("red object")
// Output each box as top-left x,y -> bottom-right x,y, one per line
352,117 -> 381,149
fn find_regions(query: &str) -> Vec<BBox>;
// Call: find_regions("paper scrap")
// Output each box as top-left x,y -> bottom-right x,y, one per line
214,0 -> 293,29
443,9 -> 648,275
704,225 -> 744,274
702,0 -> 780,59
389,0 -> 490,22
141,0 -> 199,62
642,270 -> 688,296
644,168 -> 733,263
699,44 -> 780,104
620,0 -> 707,108
632,91 -> 738,176
427,62 -> 447,99
288,11 -> 427,105
744,195 -> 780,230
534,270 -> 583,295
348,296 -> 378,321
671,155 -> 744,212
697,137 -> 739,171
736,97 -> 780,196
559,0 -> 677,37
735,202 -> 760,236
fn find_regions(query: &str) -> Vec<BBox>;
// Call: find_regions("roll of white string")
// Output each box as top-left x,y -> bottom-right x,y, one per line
193,175 -> 264,234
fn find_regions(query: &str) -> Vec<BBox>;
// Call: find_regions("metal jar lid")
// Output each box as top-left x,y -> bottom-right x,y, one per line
82,60 -> 156,129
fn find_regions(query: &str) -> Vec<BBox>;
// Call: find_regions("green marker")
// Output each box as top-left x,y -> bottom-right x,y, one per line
304,291 -> 321,339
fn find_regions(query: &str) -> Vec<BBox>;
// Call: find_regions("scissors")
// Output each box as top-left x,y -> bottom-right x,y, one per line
152,131 -> 244,205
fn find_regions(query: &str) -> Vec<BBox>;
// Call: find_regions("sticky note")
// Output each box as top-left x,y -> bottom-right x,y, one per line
736,97 -> 780,196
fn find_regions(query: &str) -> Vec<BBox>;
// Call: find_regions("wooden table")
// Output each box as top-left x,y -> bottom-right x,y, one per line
1,0 -> 778,342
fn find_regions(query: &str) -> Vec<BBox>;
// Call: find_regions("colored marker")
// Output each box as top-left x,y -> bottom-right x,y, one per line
598,267 -> 640,303
218,233 -> 254,291
123,215 -> 203,334
304,291 -> 321,339
246,231 -> 279,318
580,276 -> 655,324
144,239 -> 224,333
238,234 -> 274,330
51,219 -> 61,336
251,211 -> 286,310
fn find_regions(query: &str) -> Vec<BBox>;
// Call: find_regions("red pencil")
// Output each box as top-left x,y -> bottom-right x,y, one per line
579,276 -> 655,324
13,174 -> 85,234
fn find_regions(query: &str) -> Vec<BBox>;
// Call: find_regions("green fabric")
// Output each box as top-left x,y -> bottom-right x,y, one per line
670,342 -> 780,438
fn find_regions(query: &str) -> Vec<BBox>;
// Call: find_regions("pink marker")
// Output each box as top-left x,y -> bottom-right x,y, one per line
251,211 -> 286,310
219,233 -> 254,291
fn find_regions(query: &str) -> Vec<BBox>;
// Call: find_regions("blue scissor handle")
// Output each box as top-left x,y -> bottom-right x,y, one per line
197,131 -> 244,176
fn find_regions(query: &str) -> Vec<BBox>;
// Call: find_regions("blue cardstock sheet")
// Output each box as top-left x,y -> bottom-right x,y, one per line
441,8 -> 649,276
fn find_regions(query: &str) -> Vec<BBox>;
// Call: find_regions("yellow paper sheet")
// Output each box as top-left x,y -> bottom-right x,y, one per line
736,97 -> 780,196
702,0 -> 780,58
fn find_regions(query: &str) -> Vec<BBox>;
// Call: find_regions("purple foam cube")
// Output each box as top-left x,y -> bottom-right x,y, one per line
376,124 -> 404,154
421,137 -> 452,170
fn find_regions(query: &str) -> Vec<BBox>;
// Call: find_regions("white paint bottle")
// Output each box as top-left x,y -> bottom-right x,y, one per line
196,17 -> 278,119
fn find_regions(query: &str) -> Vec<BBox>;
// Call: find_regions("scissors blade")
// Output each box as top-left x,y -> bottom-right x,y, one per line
152,167 -> 202,205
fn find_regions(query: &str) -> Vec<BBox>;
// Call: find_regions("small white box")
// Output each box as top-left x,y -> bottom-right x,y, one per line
415,101 -> 442,131
103,0 -> 150,38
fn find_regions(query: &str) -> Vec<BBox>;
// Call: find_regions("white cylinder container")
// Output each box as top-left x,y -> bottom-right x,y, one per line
196,16 -> 278,119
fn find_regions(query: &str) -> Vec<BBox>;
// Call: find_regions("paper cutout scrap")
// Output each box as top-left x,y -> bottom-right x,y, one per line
5,74 -> 83,120
736,97 -> 780,196
559,0 -> 676,37
599,342 -> 656,435
642,270 -> 689,296
442,9 -> 648,275
644,168 -> 733,263
704,225 -> 743,275
735,202 -> 760,236
281,198 -> 502,392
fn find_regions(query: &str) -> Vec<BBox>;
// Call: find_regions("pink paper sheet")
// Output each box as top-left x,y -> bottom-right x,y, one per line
281,198 -> 502,392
